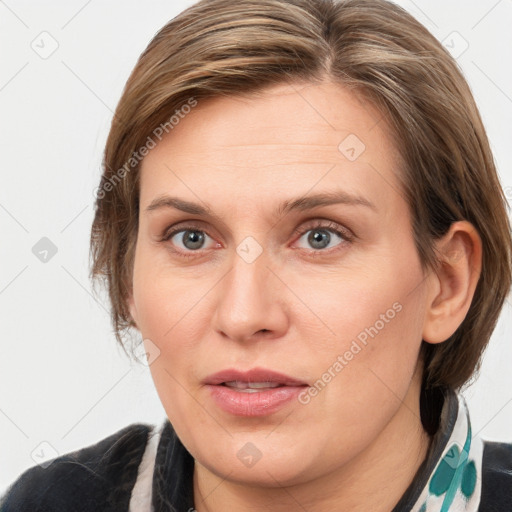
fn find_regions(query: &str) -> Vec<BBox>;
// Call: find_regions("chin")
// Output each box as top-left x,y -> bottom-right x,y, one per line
190,429 -> 335,488
202,453 -> 316,488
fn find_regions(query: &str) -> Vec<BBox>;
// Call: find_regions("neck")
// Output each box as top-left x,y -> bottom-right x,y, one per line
193,367 -> 432,512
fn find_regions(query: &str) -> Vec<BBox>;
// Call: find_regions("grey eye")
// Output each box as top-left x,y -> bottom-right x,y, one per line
172,230 -> 210,250
297,228 -> 344,250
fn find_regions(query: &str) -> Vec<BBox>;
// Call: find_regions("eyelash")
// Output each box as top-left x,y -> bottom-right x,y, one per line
160,220 -> 354,259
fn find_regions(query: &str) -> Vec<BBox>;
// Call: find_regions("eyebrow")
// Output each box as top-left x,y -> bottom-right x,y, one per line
144,190 -> 377,219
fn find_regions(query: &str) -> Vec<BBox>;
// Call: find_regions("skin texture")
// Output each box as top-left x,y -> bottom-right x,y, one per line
128,80 -> 482,511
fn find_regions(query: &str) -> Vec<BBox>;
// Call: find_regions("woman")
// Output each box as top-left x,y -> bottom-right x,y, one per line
2,0 -> 511,510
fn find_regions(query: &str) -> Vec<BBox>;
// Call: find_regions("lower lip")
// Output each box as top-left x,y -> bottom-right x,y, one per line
206,384 -> 306,416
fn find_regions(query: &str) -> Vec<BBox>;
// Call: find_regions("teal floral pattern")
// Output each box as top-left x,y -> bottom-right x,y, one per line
411,394 -> 483,512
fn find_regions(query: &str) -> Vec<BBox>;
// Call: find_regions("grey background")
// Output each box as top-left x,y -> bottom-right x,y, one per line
1,0 -> 511,492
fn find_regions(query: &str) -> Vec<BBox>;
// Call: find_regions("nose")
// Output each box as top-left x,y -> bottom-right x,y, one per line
212,244 -> 289,343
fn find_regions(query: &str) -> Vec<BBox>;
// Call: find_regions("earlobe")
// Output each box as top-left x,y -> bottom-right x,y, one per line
422,221 -> 482,344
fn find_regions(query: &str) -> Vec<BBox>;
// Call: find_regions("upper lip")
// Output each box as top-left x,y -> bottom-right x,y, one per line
203,367 -> 308,386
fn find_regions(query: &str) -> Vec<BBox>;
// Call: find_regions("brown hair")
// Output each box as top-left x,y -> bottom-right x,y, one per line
89,0 -> 512,398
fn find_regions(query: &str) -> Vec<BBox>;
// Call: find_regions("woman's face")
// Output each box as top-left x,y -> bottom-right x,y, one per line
129,81 -> 432,486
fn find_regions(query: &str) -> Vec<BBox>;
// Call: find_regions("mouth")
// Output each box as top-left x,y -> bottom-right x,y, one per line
221,381 -> 286,392
203,367 -> 308,387
203,367 -> 308,416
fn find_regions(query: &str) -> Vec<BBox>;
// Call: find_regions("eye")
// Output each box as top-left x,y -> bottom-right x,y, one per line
293,220 -> 353,252
161,225 -> 218,257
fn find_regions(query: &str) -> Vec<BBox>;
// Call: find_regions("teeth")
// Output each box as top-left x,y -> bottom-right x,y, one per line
224,381 -> 282,390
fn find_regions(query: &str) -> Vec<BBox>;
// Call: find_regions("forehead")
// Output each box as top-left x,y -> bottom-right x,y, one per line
138,81 -> 406,216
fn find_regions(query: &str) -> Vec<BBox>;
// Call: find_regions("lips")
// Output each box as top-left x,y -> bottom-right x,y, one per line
203,367 -> 308,416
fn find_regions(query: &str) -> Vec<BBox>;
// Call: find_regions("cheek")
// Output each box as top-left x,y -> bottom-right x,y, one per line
291,249 -> 427,401
291,253 -> 425,354
278,262 -> 426,469
131,255 -> 214,419
132,245 -> 205,342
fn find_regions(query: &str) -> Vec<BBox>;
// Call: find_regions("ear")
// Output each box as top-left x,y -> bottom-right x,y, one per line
422,221 -> 482,344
